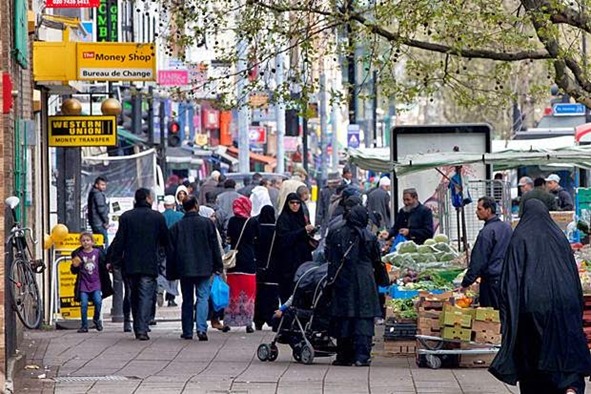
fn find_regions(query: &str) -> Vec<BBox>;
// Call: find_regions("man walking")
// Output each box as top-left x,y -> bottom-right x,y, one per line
460,196 -> 512,309
366,176 -> 391,230
109,188 -> 170,340
159,195 -> 183,307
88,176 -> 110,247
168,196 -> 223,341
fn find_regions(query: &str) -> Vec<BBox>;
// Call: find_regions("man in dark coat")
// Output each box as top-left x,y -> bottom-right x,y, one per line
168,196 -> 223,341
382,188 -> 434,245
490,199 -> 591,393
109,188 -> 170,341
459,196 -> 512,309
87,176 -> 110,247
198,170 -> 221,205
365,176 -> 391,230
325,205 -> 382,366
519,177 -> 558,216
316,172 -> 340,233
545,173 -> 574,211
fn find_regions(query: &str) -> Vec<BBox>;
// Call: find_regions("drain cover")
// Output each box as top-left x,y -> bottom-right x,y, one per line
54,375 -> 130,383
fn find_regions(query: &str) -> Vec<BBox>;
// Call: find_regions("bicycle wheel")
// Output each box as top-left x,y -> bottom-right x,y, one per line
9,258 -> 42,329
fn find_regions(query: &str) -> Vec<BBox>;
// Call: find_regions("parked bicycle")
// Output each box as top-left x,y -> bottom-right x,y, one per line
6,196 -> 45,329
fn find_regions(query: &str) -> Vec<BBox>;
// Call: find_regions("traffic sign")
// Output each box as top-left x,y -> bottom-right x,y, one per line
249,126 -> 267,144
553,103 -> 586,116
347,124 -> 360,148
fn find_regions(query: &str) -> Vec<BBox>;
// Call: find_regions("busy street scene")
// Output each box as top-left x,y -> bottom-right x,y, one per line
6,0 -> 591,393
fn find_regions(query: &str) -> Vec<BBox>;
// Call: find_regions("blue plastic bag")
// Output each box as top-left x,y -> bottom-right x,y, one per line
389,234 -> 407,253
210,275 -> 230,311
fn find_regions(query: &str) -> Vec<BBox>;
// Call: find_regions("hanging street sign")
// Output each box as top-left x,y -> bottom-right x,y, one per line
48,115 -> 117,147
46,0 -> 100,8
77,43 -> 156,81
347,124 -> 360,148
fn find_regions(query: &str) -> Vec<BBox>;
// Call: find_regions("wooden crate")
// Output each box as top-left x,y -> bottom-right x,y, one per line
458,353 -> 496,368
472,320 -> 501,335
473,331 -> 502,345
383,339 -> 416,356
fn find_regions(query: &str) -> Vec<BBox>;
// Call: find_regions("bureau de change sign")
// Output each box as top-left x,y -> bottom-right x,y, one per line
48,115 -> 117,147
77,42 -> 156,81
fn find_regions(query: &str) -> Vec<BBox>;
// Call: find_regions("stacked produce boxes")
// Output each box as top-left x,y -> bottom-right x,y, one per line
583,295 -> 591,348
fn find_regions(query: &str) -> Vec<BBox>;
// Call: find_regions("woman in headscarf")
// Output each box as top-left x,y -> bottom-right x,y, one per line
325,205 -> 382,366
489,199 -> 591,393
175,185 -> 189,213
223,196 -> 258,333
250,185 -> 272,217
254,205 -> 279,330
275,192 -> 315,302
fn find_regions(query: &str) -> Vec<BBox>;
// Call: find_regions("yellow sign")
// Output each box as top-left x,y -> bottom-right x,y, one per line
77,42 -> 156,81
48,115 -> 117,147
54,233 -> 104,252
58,258 -> 95,319
195,134 -> 208,146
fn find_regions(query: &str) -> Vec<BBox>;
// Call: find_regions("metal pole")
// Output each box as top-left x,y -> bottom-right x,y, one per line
275,48 -> 286,173
372,70 -> 378,147
331,76 -> 340,170
147,86 -> 154,146
346,2 -> 358,180
302,113 -> 309,175
237,38 -> 250,173
159,98 -> 167,176
319,72 -> 328,183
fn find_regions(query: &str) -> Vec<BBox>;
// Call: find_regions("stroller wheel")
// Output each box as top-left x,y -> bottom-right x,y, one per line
292,345 -> 302,362
300,344 -> 315,365
257,344 -> 271,362
268,344 -> 279,362
425,354 -> 442,369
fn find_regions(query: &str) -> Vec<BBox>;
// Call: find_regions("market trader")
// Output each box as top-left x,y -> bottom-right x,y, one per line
459,196 -> 512,309
545,173 -> 574,211
380,188 -> 434,245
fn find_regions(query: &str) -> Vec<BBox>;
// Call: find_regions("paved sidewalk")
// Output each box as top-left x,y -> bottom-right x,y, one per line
13,318 -> 532,394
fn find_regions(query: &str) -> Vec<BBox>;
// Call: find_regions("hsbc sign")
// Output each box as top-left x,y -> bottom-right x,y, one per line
248,126 -> 267,144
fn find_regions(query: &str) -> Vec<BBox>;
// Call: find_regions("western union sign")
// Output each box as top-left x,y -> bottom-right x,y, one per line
48,115 -> 117,147
77,43 -> 156,81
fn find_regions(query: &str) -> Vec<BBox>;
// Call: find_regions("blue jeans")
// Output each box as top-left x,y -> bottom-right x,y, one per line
80,290 -> 102,328
128,275 -> 157,335
180,276 -> 211,335
91,226 -> 109,249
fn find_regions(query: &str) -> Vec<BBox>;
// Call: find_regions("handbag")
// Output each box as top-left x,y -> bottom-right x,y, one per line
210,275 -> 230,311
308,236 -> 320,251
222,218 -> 250,270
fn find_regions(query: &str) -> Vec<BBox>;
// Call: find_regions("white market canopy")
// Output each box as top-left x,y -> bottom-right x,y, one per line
347,136 -> 591,176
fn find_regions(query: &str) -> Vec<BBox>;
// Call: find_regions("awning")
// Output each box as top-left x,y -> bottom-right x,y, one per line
576,123 -> 591,143
117,127 -> 149,145
227,146 -> 276,168
347,143 -> 591,176
165,146 -> 204,169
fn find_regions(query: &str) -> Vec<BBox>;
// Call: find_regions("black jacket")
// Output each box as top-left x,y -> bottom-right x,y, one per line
108,201 -> 170,278
255,222 -> 278,283
227,216 -> 258,274
550,186 -> 574,211
388,203 -> 434,245
87,187 -> 109,230
461,216 -> 512,288
71,246 -> 113,302
325,206 -> 382,319
366,187 -> 390,229
168,211 -> 223,279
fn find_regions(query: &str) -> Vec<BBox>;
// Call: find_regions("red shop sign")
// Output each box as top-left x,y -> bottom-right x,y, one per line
2,73 -> 13,114
202,109 -> 220,129
45,0 -> 100,7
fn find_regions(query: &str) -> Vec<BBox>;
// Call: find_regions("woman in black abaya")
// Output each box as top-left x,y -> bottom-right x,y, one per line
489,199 -> 591,393
275,193 -> 315,302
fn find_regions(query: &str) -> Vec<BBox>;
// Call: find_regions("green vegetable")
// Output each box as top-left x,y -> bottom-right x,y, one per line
424,239 -> 437,246
397,241 -> 418,254
417,245 -> 436,254
434,242 -> 453,253
434,234 -> 449,244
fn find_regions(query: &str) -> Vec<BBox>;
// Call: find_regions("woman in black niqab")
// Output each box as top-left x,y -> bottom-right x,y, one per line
275,193 -> 313,302
489,199 -> 591,393
254,205 -> 279,329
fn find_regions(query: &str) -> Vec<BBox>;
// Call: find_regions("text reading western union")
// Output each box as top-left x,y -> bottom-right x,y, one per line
48,116 -> 117,147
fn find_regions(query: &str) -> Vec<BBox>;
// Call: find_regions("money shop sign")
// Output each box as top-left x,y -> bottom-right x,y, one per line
48,115 -> 117,147
77,42 -> 156,81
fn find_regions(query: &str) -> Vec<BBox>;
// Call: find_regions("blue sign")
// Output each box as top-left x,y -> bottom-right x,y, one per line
347,124 -> 360,148
553,103 -> 586,116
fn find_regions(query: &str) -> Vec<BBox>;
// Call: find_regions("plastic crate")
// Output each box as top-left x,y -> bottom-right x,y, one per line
384,322 -> 417,340
391,286 -> 446,299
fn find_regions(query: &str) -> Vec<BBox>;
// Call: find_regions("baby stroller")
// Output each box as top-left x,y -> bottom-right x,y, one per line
256,261 -> 337,364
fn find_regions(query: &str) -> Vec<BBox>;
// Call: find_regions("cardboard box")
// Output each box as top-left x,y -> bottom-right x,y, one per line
458,353 -> 496,368
418,317 -> 440,331
474,331 -> 502,345
474,307 -> 500,323
550,211 -> 574,232
472,320 -> 501,334
441,305 -> 472,328
441,326 -> 472,342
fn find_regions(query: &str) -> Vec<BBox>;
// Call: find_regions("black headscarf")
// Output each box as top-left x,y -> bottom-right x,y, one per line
490,199 -> 591,385
277,192 -> 307,231
258,205 -> 276,225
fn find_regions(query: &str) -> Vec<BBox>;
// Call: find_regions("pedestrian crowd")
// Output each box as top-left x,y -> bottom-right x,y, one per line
76,169 -> 591,390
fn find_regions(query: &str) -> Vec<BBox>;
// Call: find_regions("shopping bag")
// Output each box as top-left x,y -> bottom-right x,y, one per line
210,275 -> 230,311
389,234 -> 407,253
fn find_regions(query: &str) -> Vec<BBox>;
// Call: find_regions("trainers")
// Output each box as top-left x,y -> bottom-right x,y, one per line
77,327 -> 88,333
94,320 -> 103,332
167,300 -> 178,307
246,325 -> 254,334
123,322 -> 132,332
197,331 -> 208,341
180,334 -> 193,340
157,293 -> 164,307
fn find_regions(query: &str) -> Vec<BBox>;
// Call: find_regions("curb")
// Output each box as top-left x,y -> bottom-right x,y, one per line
4,352 -> 25,394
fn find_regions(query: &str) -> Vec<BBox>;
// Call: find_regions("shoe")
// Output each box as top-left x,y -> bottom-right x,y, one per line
211,319 -> 223,330
136,333 -> 150,341
255,323 -> 263,331
77,327 -> 88,333
149,320 -> 157,326
197,331 -> 208,341
123,322 -> 132,333
375,318 -> 385,325
94,320 -> 103,332
157,293 -> 164,307
354,360 -> 371,367
180,334 -> 193,340
222,325 -> 231,333
246,326 -> 254,334
168,300 -> 178,307
332,359 -> 353,366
